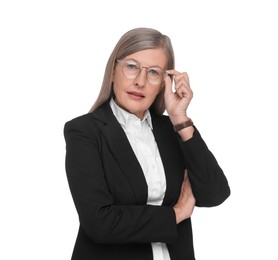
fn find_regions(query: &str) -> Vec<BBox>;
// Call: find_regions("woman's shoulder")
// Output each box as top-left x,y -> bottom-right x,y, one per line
65,112 -> 94,127
64,112 -> 100,137
64,102 -> 113,136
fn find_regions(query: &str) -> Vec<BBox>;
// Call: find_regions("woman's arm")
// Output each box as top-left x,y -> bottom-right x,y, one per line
163,70 -> 230,208
64,119 -> 178,244
173,170 -> 196,224
179,127 -> 231,207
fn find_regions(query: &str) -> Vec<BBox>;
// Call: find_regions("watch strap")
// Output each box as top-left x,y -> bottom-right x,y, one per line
173,119 -> 193,132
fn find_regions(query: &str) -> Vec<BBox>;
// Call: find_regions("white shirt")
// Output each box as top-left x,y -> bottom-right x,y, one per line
110,99 -> 171,260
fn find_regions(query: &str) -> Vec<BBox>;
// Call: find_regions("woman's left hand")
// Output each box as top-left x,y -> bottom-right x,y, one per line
173,170 -> 196,224
164,70 -> 193,126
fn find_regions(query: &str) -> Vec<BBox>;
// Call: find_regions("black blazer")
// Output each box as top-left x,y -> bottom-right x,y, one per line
64,101 -> 230,260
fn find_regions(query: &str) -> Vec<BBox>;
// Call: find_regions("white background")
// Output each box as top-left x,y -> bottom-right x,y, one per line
1,0 -> 277,259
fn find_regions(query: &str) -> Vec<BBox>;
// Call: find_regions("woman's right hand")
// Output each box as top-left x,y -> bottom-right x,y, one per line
173,170 -> 196,224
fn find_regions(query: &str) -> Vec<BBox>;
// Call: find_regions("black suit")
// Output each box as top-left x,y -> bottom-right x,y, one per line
64,101 -> 230,260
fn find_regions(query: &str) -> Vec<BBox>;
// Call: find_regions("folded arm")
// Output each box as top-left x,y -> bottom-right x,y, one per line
179,127 -> 231,207
64,120 -> 178,244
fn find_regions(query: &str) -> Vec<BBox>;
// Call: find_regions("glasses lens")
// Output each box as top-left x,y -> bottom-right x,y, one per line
147,68 -> 164,84
122,61 -> 139,79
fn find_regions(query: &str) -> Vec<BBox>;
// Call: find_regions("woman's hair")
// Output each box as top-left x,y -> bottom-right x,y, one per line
89,27 -> 175,115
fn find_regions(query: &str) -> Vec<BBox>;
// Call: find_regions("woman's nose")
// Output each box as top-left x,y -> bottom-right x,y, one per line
134,68 -> 148,88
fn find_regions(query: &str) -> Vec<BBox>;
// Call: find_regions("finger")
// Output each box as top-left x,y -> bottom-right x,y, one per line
164,74 -> 173,96
174,72 -> 190,88
168,72 -> 190,93
174,79 -> 189,92
166,69 -> 182,77
175,81 -> 188,97
177,85 -> 192,100
166,70 -> 189,82
176,76 -> 192,97
176,86 -> 185,98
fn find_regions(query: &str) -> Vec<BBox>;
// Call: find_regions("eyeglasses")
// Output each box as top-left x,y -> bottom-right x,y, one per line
116,59 -> 167,85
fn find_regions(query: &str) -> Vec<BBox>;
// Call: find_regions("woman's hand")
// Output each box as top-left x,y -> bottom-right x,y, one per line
164,70 -> 193,126
173,170 -> 196,224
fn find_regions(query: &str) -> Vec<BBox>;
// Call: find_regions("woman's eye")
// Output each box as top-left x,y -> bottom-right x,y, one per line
126,64 -> 138,70
148,69 -> 159,76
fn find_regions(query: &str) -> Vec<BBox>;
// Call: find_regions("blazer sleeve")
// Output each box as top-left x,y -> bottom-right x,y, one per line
179,127 -> 231,207
64,118 -> 177,244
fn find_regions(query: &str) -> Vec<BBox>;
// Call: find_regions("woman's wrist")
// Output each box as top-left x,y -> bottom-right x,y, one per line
172,117 -> 194,141
173,205 -> 192,224
173,118 -> 193,132
170,115 -> 190,126
177,126 -> 194,141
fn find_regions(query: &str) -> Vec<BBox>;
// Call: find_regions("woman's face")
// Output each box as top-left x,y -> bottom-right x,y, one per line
112,48 -> 167,119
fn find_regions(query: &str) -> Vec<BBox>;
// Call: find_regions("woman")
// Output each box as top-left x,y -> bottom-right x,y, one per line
64,27 -> 230,260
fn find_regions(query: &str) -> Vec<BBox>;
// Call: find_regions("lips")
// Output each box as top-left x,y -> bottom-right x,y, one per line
127,91 -> 145,98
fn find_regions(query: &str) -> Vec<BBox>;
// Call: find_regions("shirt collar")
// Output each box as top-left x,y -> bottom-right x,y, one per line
109,98 -> 153,130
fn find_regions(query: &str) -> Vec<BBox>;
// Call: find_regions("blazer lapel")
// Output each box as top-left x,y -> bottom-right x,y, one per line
91,102 -> 148,205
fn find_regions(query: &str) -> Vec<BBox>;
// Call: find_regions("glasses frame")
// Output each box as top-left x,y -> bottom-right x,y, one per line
116,59 -> 167,85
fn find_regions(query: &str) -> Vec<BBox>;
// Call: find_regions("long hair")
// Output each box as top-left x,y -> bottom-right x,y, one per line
89,27 -> 175,115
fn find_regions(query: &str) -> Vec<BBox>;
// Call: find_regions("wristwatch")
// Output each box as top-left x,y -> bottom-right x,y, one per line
173,118 -> 193,132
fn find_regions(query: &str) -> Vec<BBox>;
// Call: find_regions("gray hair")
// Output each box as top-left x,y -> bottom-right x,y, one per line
89,27 -> 175,115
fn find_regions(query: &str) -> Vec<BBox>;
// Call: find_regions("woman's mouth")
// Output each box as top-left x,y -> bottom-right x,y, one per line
127,91 -> 145,100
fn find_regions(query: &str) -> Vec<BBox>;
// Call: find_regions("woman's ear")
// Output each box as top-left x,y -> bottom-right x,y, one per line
112,62 -> 117,81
